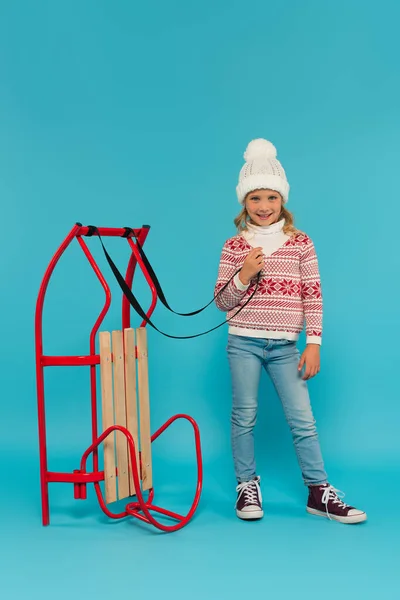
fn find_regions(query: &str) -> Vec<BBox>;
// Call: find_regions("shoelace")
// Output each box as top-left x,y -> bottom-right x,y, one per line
321,485 -> 349,520
235,479 -> 262,508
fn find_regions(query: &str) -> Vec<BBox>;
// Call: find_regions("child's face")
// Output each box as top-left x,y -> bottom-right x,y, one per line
245,189 -> 282,227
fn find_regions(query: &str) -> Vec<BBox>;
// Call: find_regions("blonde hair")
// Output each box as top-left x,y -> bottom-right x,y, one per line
234,204 -> 299,237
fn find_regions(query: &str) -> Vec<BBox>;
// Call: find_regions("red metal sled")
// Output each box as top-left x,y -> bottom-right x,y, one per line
35,223 -> 203,531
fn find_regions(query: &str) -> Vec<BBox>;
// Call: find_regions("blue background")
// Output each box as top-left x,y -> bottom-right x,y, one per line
1,0 -> 399,598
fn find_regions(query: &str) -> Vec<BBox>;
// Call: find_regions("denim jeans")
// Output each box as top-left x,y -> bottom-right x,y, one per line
227,334 -> 327,486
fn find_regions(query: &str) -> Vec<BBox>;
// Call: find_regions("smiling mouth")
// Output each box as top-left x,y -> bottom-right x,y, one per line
257,214 -> 272,219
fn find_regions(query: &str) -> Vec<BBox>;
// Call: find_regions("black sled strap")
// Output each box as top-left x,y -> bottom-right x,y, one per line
87,225 -> 259,340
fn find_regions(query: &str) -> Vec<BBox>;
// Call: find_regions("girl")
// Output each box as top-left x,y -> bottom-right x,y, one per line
214,138 -> 366,524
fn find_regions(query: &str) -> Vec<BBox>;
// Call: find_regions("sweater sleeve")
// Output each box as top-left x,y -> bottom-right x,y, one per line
214,240 -> 249,312
300,237 -> 323,344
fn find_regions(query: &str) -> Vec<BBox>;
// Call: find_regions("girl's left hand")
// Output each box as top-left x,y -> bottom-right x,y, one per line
298,345 -> 320,380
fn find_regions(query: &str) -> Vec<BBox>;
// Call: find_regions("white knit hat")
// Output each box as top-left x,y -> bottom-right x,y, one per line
236,138 -> 290,204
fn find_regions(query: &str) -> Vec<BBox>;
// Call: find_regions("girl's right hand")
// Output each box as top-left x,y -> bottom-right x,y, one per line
239,247 -> 264,285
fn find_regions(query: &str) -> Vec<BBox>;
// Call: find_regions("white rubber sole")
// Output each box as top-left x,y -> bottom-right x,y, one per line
236,508 -> 264,520
307,507 -> 367,524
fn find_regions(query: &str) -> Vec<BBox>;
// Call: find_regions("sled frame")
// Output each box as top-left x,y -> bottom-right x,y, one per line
35,223 -> 202,532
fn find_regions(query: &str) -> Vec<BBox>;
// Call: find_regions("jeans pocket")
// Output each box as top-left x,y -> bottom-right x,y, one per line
227,334 -> 242,352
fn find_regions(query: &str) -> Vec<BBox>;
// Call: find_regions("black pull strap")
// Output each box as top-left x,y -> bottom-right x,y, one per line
122,226 -> 241,313
86,225 -> 97,237
88,225 -> 259,340
123,226 -> 225,317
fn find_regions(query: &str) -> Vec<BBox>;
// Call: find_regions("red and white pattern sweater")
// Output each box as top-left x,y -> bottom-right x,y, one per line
214,226 -> 323,344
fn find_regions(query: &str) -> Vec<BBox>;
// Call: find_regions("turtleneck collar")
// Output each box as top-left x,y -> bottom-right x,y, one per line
246,219 -> 285,236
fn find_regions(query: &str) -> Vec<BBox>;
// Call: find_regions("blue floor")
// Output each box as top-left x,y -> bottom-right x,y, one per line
2,452 -> 399,600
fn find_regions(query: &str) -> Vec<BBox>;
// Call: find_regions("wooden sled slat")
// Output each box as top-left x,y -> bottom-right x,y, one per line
136,327 -> 153,491
99,332 -> 117,504
112,330 -> 130,501
124,328 -> 139,496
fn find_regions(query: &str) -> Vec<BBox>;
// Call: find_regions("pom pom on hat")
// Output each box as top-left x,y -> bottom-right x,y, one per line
236,137 -> 290,204
244,138 -> 277,162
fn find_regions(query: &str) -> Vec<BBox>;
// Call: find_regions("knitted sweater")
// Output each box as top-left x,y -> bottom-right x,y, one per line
214,221 -> 322,344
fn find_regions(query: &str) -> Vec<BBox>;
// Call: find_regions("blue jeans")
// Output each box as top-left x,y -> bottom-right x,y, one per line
227,334 -> 327,486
